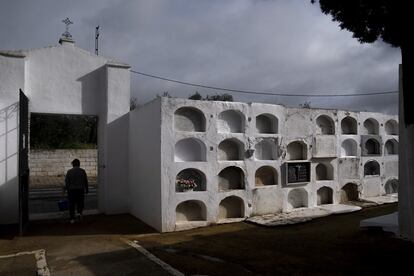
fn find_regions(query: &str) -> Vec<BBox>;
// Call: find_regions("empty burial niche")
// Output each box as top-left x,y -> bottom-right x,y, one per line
341,116 -> 357,134
384,179 -> 398,194
315,163 -> 334,181
341,139 -> 357,157
256,114 -> 278,134
317,187 -> 333,205
340,183 -> 359,203
363,118 -> 379,135
217,110 -> 244,133
174,138 -> 206,162
288,188 -> 308,209
218,166 -> 245,191
286,141 -> 307,160
365,138 -> 380,155
218,138 -> 243,161
385,139 -> 398,155
254,139 -> 277,160
218,196 -> 244,219
174,107 -> 206,132
176,168 -> 206,192
316,115 -> 335,135
255,166 -> 278,186
364,160 -> 380,176
176,200 -> 206,222
385,120 -> 398,135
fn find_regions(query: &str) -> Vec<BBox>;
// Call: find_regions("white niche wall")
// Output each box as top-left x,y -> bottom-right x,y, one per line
174,107 -> 206,132
174,138 -> 206,162
217,110 -> 245,133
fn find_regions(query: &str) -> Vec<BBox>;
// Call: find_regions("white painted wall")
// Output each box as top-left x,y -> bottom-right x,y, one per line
133,97 -> 399,232
129,98 -> 162,231
0,39 -> 130,224
398,65 -> 414,242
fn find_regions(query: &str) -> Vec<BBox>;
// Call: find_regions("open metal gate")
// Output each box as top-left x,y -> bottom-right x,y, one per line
19,89 -> 29,235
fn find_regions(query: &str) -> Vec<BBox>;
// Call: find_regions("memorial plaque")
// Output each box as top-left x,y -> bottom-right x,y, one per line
286,162 -> 310,184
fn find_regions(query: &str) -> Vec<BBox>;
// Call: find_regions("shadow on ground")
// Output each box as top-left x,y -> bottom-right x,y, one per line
135,203 -> 414,275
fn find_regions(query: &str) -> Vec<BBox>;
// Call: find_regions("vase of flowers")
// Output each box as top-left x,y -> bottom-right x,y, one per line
176,178 -> 197,192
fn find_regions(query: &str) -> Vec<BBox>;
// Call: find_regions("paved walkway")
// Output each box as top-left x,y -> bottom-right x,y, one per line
0,215 -> 174,275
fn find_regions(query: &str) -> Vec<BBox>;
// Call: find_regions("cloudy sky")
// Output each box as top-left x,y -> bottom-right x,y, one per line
0,0 -> 401,114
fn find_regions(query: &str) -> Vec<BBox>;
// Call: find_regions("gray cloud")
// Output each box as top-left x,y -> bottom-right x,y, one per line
0,0 -> 401,114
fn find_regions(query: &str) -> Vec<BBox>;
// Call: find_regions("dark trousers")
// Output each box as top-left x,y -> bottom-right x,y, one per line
68,189 -> 85,219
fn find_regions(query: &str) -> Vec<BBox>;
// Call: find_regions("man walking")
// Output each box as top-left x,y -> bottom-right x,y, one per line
65,159 -> 89,223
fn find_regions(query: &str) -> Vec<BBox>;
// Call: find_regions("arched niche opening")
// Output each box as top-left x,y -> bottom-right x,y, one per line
315,163 -> 334,181
176,168 -> 206,192
385,139 -> 398,155
341,139 -> 357,157
218,166 -> 245,191
174,107 -> 206,132
256,114 -> 278,134
288,188 -> 308,209
385,120 -> 398,135
365,138 -> 380,155
316,115 -> 335,135
317,187 -> 333,205
176,200 -> 206,222
341,117 -> 357,134
218,196 -> 244,219
340,183 -> 359,203
255,166 -> 278,186
384,179 -> 398,194
254,139 -> 278,160
217,110 -> 244,133
364,160 -> 380,176
218,138 -> 243,161
174,138 -> 206,162
363,118 -> 379,135
286,141 -> 307,160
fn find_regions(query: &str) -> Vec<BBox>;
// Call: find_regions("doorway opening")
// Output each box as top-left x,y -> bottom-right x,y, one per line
28,113 -> 99,218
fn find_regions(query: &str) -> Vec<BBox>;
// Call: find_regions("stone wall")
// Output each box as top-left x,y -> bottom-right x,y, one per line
29,149 -> 98,177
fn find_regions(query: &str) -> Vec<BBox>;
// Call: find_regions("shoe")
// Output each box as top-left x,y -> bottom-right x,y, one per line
70,219 -> 75,224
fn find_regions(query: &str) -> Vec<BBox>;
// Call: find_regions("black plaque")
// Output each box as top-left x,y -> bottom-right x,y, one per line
287,162 -> 310,184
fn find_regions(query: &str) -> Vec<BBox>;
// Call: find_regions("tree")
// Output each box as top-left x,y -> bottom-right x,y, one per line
188,92 -> 233,102
311,1 -> 412,124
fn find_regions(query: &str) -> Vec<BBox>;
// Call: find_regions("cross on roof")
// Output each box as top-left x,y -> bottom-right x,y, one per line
61,17 -> 73,38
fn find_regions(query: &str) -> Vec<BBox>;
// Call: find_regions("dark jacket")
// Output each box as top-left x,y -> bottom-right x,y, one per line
65,167 -> 89,193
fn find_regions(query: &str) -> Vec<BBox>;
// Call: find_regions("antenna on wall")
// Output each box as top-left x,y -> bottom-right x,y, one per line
95,25 -> 100,55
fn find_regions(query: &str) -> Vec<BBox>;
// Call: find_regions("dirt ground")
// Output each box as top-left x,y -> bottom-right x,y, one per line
0,203 -> 413,275
135,203 -> 413,275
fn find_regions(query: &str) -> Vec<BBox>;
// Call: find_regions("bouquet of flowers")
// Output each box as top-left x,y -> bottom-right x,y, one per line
176,178 -> 197,191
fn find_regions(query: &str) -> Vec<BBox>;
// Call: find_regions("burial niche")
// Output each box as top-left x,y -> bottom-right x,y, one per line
385,139 -> 398,155
255,166 -> 278,186
218,166 -> 245,191
174,107 -> 206,132
176,169 -> 206,192
174,138 -> 206,162
363,118 -> 379,135
365,138 -> 380,155
218,138 -> 243,161
254,139 -> 277,160
316,115 -> 335,135
340,183 -> 359,202
385,120 -> 398,135
218,196 -> 244,219
341,139 -> 357,157
315,163 -> 334,181
286,141 -> 307,160
364,160 -> 380,176
256,114 -> 278,134
341,116 -> 358,134
176,200 -> 206,222
317,187 -> 333,205
384,179 -> 398,194
217,110 -> 244,133
288,188 -> 308,209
